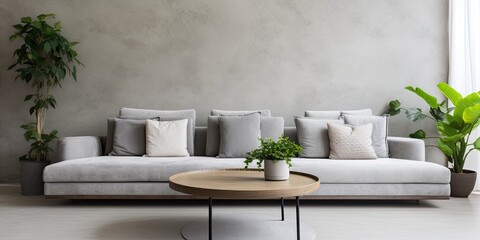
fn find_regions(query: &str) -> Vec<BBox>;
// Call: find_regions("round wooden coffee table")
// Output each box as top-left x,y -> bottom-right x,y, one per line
169,168 -> 320,240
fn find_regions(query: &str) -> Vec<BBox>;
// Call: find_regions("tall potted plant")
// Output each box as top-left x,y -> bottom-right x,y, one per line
244,136 -> 302,181
8,14 -> 81,195
387,83 -> 478,197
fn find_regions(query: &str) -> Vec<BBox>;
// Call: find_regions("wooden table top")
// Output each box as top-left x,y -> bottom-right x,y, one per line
169,168 -> 320,199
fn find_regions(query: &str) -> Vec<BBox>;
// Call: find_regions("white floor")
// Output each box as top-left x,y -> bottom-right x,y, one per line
1,185 -> 480,240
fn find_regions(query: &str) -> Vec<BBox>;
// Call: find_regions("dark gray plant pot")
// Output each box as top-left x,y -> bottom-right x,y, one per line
450,169 -> 477,198
20,160 -> 50,196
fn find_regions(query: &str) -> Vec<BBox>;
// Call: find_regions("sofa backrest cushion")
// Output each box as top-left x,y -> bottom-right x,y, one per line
211,109 -> 271,117
283,127 -> 298,144
343,114 -> 389,158
205,116 -> 284,157
295,118 -> 344,158
118,108 -> 195,155
304,109 -> 373,119
194,127 -> 207,156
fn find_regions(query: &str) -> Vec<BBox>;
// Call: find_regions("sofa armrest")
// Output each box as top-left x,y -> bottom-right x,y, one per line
387,137 -> 425,161
56,136 -> 103,162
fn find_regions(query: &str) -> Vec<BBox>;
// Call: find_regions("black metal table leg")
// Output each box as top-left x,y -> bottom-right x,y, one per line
281,197 -> 285,221
209,197 -> 212,240
296,196 -> 300,240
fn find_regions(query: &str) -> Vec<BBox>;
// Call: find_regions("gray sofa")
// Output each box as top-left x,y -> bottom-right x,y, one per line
44,127 -> 451,200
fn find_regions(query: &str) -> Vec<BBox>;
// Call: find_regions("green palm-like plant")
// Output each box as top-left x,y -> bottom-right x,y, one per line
8,13 -> 82,161
388,83 -> 480,173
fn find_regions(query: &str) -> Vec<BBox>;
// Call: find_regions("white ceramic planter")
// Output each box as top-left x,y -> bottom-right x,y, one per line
264,160 -> 290,181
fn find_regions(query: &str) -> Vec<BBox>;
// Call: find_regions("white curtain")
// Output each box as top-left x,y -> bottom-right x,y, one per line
448,0 -> 480,190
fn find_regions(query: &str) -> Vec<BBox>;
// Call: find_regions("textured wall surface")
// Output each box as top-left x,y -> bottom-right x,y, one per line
0,0 -> 448,182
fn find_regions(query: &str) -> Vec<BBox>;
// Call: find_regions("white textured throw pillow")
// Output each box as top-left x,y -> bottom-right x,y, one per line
145,119 -> 189,157
327,123 -> 377,159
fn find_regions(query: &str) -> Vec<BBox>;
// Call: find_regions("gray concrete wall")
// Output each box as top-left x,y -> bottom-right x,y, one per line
0,0 -> 448,182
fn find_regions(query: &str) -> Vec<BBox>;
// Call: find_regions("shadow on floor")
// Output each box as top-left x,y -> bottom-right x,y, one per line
93,216 -> 190,240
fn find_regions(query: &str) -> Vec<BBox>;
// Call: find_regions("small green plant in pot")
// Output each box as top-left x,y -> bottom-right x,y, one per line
244,136 -> 302,181
387,83 -> 479,197
8,14 -> 82,195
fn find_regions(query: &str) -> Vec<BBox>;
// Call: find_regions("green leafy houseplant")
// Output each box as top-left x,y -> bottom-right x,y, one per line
8,14 -> 82,161
244,136 -> 302,168
387,83 -> 480,173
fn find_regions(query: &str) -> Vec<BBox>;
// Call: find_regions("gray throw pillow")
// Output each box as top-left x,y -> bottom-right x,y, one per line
118,108 -> 195,155
110,118 -> 146,156
218,113 -> 261,158
105,116 -> 150,155
211,109 -> 271,117
295,118 -> 344,158
343,115 -> 389,158
206,116 -> 284,157
305,109 -> 372,119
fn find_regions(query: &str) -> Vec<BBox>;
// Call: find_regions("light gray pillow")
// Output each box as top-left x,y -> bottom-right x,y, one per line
211,109 -> 271,117
110,118 -> 146,156
295,118 -> 343,158
118,108 -> 195,155
206,116 -> 284,157
328,123 -> 377,159
305,109 -> 372,119
218,113 -> 261,158
343,115 -> 389,158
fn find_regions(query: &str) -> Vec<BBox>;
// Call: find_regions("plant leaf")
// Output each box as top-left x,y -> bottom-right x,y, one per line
436,122 -> 459,136
474,137 -> 480,150
20,17 -> 32,23
72,65 -> 77,81
32,21 -> 42,29
452,91 -> 480,125
24,94 -> 35,101
409,130 -> 426,139
54,21 -> 61,30
429,107 -> 446,121
44,41 -> 51,53
37,13 -> 55,21
405,108 -> 426,122
438,139 -> 454,156
387,108 -> 401,116
387,100 -> 401,116
463,103 -> 480,123
389,100 -> 401,110
442,133 -> 464,143
437,82 -> 463,106
405,86 -> 438,108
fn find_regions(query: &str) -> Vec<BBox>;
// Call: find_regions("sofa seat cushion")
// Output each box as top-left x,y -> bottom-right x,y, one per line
44,157 -> 246,183
43,157 -> 450,184
292,158 -> 450,184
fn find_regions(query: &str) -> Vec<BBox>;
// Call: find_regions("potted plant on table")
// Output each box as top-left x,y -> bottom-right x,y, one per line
387,83 -> 479,197
244,136 -> 302,181
8,14 -> 82,195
